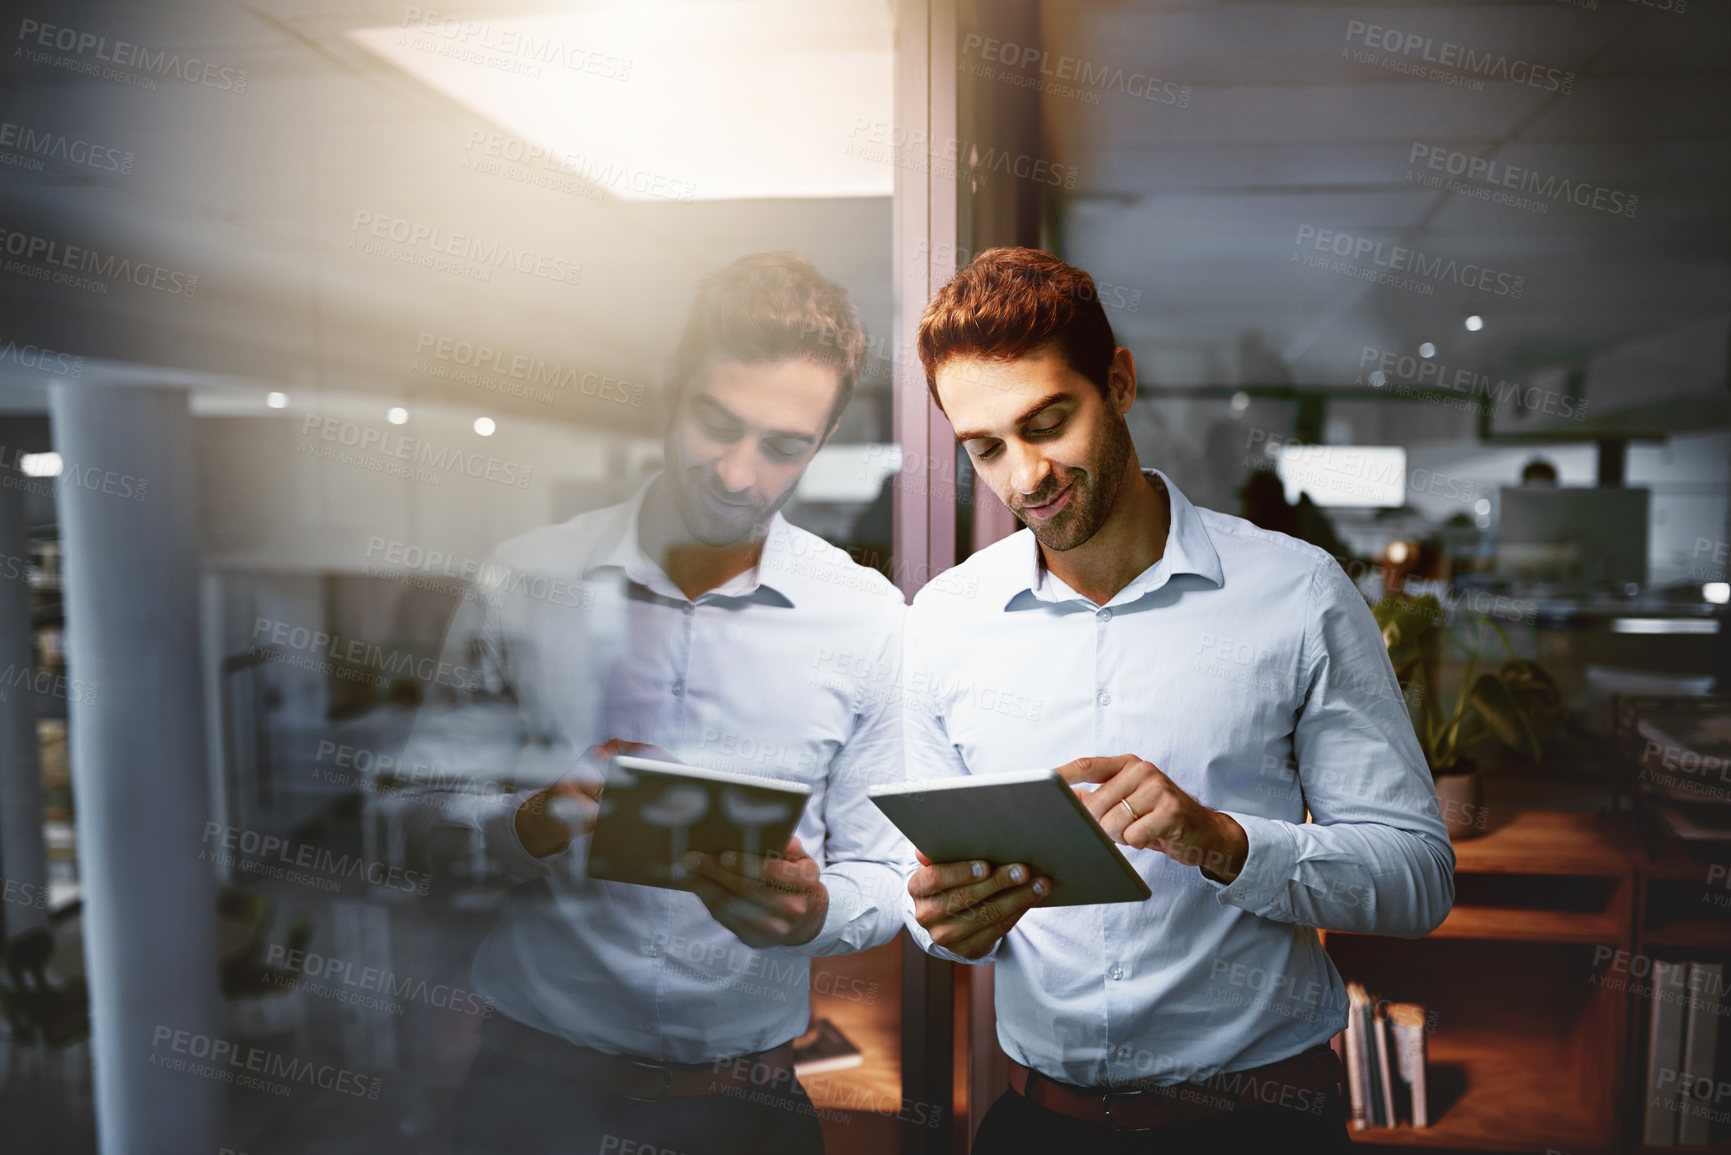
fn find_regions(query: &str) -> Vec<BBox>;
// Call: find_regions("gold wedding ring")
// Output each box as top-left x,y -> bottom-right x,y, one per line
1119,798 -> 1139,822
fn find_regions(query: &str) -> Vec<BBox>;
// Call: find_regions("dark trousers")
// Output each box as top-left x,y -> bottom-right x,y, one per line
450,1030 -> 826,1155
972,1082 -> 1352,1155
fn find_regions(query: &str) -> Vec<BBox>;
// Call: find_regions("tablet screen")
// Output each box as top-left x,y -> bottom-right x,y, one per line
585,756 -> 813,890
870,770 -> 1151,907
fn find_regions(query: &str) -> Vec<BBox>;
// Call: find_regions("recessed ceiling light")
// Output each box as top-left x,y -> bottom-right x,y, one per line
1418,342 -> 1436,358
1229,392 -> 1250,412
267,392 -> 288,409
20,452 -> 61,478
1705,582 -> 1730,605
388,407 -> 409,425
474,417 -> 497,436
1465,316 -> 1484,332
1368,370 -> 1387,388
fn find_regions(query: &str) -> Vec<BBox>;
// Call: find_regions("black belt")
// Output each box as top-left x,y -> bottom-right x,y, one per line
1010,1043 -> 1343,1130
479,1013 -> 796,1101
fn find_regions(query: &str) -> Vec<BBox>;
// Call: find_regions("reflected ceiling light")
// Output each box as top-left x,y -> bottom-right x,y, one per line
1368,370 -> 1387,388
388,407 -> 409,425
474,417 -> 497,436
1473,498 -> 1491,516
1418,342 -> 1436,358
1387,541 -> 1410,564
1706,582 -> 1730,605
349,2 -> 894,200
267,391 -> 289,409
1465,315 -> 1484,332
20,452 -> 61,478
1230,391 -> 1250,412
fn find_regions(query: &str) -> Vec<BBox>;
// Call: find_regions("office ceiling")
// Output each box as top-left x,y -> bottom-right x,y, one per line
1042,0 -> 1731,409
0,0 -> 894,435
1,0 -> 1724,437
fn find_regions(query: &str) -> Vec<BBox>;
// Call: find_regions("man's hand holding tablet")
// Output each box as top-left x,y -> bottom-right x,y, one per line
1061,753 -> 1250,884
683,838 -> 829,949
907,852 -> 1052,960
518,739 -> 828,948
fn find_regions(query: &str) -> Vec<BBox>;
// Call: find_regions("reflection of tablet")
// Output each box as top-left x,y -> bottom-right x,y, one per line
869,770 -> 1151,907
586,756 -> 812,890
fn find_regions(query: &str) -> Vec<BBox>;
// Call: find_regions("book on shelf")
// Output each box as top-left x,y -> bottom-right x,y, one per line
1644,960 -> 1688,1144
1678,961 -> 1723,1146
1338,983 -> 1430,1130
1344,984 -> 1368,1130
1388,1003 -> 1429,1128
792,1017 -> 863,1077
1373,1003 -> 1396,1129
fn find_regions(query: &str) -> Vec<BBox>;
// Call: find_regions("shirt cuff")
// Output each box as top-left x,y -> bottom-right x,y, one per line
481,788 -> 559,884
1206,811 -> 1298,918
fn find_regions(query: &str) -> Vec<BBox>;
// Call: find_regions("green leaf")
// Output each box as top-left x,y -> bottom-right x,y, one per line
1467,673 -> 1541,761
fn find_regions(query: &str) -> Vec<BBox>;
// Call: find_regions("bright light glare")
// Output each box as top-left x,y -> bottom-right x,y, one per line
20,452 -> 61,478
266,392 -> 288,409
1706,583 -> 1730,605
387,407 -> 409,425
1230,392 -> 1250,412
474,417 -> 496,436
1418,342 -> 1436,358
349,2 -> 894,200
1474,498 -> 1491,515
1465,315 -> 1484,332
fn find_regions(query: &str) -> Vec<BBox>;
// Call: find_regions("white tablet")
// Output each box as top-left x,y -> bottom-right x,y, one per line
586,756 -> 812,890
869,770 -> 1152,907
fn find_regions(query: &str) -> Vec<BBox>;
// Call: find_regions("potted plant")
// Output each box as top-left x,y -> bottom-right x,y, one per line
1372,595 -> 1562,838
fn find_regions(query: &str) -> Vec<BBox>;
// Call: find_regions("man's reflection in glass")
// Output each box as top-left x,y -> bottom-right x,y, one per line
388,253 -> 906,1154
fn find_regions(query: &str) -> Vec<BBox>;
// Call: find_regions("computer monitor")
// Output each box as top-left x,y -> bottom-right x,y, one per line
1495,486 -> 1649,585
1275,445 -> 1407,508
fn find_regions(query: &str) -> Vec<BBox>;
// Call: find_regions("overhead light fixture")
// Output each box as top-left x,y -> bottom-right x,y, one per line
388,407 -> 409,425
1465,316 -> 1484,332
1229,392 -> 1250,412
267,391 -> 289,409
1418,342 -> 1436,358
1474,499 -> 1491,516
474,417 -> 497,436
348,2 -> 894,201
20,452 -> 61,478
1706,582 -> 1730,605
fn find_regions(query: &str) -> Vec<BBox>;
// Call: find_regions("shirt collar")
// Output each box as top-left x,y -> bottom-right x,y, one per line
1002,468 -> 1224,611
581,472 -> 796,608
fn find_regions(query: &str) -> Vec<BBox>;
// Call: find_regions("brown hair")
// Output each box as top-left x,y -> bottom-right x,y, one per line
670,252 -> 866,426
917,247 -> 1117,410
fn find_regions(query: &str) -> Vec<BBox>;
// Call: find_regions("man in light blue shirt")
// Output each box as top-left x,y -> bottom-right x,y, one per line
901,247 -> 1454,1152
390,253 -> 906,1154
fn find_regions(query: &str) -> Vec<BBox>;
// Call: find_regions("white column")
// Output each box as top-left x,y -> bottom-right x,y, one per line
49,382 -> 222,1154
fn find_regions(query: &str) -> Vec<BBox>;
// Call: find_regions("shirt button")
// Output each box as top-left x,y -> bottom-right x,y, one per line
671,681 -> 685,697
1097,690 -> 1111,707
1108,964 -> 1123,980
1115,1046 -> 1130,1061
647,945 -> 660,957
683,603 -> 695,616
1097,608 -> 1112,622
